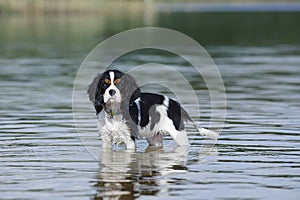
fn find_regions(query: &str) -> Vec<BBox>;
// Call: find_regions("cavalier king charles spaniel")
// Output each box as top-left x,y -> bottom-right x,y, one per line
88,70 -> 217,149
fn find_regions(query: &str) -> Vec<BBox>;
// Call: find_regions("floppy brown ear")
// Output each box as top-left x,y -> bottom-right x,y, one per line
87,74 -> 103,114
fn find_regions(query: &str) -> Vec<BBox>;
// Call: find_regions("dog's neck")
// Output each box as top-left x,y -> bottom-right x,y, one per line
104,104 -> 122,119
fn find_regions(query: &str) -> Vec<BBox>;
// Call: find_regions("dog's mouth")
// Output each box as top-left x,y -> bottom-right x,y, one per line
105,98 -> 120,106
105,97 -> 121,104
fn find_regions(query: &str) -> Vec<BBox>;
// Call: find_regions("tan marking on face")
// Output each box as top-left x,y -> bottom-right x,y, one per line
104,79 -> 111,84
114,79 -> 120,84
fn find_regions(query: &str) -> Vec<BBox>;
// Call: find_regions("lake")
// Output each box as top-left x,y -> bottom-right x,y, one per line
0,3 -> 300,200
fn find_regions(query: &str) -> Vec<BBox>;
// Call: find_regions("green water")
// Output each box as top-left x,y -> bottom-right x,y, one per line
1,11 -> 300,58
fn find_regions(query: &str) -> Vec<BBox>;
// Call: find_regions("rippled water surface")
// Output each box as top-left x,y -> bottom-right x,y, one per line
1,11 -> 300,200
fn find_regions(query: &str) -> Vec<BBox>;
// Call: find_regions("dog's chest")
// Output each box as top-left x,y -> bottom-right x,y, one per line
98,113 -> 131,144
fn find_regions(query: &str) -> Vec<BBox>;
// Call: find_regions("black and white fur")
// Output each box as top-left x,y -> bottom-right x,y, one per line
88,70 -> 217,149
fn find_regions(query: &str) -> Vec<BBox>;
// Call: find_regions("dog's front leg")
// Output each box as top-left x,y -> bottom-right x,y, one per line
124,137 -> 135,150
125,141 -> 135,150
101,134 -> 112,149
123,129 -> 135,150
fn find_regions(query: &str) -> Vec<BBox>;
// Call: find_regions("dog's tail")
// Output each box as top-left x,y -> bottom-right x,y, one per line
181,108 -> 219,140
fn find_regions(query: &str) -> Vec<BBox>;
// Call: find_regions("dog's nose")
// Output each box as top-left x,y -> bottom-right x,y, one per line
109,89 -> 116,96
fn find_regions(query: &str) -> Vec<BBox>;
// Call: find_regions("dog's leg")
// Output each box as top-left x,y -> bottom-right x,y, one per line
168,130 -> 190,146
101,134 -> 112,149
146,132 -> 163,147
121,127 -> 136,150
124,139 -> 135,149
159,118 -> 190,146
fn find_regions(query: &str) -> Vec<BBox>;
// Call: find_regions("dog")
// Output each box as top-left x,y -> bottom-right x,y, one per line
88,69 -> 217,149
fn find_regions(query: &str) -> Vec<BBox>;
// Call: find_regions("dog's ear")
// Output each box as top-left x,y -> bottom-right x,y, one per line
119,72 -> 141,131
122,73 -> 141,103
87,74 -> 103,114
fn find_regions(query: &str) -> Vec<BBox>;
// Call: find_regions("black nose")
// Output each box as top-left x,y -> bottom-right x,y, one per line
109,89 -> 116,96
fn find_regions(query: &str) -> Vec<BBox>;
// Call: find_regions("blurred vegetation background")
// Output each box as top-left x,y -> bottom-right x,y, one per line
0,0 -> 299,58
0,0 -> 144,15
0,0 -> 298,15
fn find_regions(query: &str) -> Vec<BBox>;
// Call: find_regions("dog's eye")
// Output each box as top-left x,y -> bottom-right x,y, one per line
104,79 -> 111,84
114,79 -> 120,84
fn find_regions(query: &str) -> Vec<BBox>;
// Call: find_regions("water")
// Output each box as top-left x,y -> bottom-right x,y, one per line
1,7 -> 300,200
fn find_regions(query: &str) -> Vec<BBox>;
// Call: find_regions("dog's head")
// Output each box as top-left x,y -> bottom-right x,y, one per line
88,70 -> 141,115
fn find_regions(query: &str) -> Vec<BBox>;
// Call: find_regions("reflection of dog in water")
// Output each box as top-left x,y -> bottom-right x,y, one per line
94,144 -> 217,199
94,146 -> 189,199
88,70 -> 218,150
